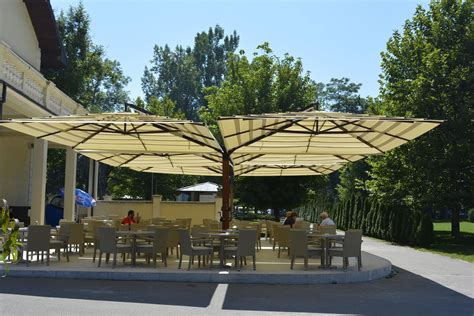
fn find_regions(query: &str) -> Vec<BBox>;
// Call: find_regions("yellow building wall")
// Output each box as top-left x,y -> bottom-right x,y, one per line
0,0 -> 41,70
93,201 -> 153,220
0,135 -> 32,206
160,202 -> 217,226
94,199 -> 219,226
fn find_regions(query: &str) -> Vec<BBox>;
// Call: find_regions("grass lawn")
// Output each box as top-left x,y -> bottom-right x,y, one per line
419,220 -> 474,263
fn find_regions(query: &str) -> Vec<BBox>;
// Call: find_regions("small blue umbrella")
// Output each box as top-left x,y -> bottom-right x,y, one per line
59,188 -> 96,207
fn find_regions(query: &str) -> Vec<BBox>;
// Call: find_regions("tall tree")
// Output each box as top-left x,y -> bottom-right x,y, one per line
319,78 -> 368,113
367,0 -> 474,238
141,25 -> 239,120
45,3 -> 130,112
201,43 -> 320,217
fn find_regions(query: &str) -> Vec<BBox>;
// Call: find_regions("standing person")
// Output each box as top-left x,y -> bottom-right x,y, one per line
319,211 -> 335,226
121,210 -> 138,225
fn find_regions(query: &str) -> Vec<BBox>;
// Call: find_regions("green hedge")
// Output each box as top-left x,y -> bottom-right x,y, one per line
298,194 -> 433,247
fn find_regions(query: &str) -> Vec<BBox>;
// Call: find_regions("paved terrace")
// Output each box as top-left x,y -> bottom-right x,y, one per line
1,239 -> 391,285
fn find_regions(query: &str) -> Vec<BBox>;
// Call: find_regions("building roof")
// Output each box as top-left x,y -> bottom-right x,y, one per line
178,182 -> 220,193
24,0 -> 67,70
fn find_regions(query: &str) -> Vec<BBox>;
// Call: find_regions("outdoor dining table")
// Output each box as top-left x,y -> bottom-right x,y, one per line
205,230 -> 239,267
308,232 -> 345,268
115,230 -> 155,266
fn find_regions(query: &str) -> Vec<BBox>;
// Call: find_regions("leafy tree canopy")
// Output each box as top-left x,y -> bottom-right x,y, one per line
200,43 -> 322,213
45,3 -> 130,112
142,25 -> 239,120
366,0 -> 474,236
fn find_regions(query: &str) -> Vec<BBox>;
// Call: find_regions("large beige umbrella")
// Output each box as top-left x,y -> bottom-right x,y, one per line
218,111 -> 442,176
0,112 -> 223,175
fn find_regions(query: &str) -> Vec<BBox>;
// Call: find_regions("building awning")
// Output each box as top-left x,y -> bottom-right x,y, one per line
218,111 -> 442,176
0,112 -> 223,175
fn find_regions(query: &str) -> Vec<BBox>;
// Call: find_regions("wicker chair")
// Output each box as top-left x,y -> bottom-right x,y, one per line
289,229 -> 323,270
178,229 -> 213,271
327,229 -> 362,270
23,225 -> 51,266
136,227 -> 168,267
97,227 -> 132,267
223,229 -> 257,271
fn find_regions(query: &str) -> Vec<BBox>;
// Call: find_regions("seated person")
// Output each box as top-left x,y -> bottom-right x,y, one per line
121,210 -> 139,225
283,211 -> 297,228
319,211 -> 335,226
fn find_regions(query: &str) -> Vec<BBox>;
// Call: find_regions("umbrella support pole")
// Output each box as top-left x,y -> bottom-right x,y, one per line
221,154 -> 232,230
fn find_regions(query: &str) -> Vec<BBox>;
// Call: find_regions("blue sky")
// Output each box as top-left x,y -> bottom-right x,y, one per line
51,0 -> 430,101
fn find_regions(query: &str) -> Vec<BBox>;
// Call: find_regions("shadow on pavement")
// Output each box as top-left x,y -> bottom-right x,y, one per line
0,278 -> 217,308
222,266 -> 474,315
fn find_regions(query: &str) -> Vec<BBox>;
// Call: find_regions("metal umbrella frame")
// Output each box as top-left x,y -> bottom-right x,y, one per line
0,112 -> 223,175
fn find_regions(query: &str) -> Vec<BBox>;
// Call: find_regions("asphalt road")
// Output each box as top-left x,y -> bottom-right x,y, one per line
0,267 -> 472,316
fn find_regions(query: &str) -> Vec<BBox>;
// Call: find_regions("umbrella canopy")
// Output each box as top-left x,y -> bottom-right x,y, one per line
218,111 -> 442,176
79,150 -> 223,176
59,188 -> 96,207
1,112 -> 223,175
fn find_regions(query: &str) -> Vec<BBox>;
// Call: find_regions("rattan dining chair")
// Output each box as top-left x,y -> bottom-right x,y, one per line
223,229 -> 257,271
97,227 -> 132,267
178,229 -> 213,271
320,225 -> 337,235
289,229 -> 323,270
136,227 -> 168,267
91,222 -> 107,262
166,225 -> 180,258
274,225 -> 290,258
67,223 -> 85,255
327,229 -> 362,270
23,225 -> 51,266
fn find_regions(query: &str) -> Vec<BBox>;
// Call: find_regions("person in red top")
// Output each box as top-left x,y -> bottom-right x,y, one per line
121,210 -> 138,225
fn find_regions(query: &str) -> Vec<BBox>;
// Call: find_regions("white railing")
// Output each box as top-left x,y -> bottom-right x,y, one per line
0,41 -> 87,116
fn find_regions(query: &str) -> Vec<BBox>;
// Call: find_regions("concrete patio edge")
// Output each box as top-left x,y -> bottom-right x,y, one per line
1,255 -> 392,285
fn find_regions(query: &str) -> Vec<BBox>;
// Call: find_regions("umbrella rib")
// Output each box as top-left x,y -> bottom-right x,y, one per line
131,123 -> 148,151
222,120 -> 292,139
201,153 -> 224,164
232,154 -> 265,164
118,153 -> 143,167
294,122 -> 316,133
309,167 -> 323,175
161,122 -> 215,141
97,154 -> 117,162
305,120 -> 318,153
334,155 -> 353,163
152,123 -> 222,153
37,122 -> 91,139
165,155 -> 174,168
342,120 -> 410,141
205,166 -> 221,174
235,165 -> 262,176
228,119 -> 302,154
72,123 -> 112,149
333,121 -> 384,153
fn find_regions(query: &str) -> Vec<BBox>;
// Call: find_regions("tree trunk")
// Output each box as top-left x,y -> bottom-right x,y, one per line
451,207 -> 460,239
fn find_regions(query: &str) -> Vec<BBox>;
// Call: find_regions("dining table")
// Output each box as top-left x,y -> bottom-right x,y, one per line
205,230 -> 239,267
308,232 -> 345,268
115,230 -> 155,266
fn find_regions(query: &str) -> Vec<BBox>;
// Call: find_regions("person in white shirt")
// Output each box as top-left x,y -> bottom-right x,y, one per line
320,211 -> 335,226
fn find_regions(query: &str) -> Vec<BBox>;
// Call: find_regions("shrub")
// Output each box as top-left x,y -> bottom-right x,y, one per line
468,209 -> 474,223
